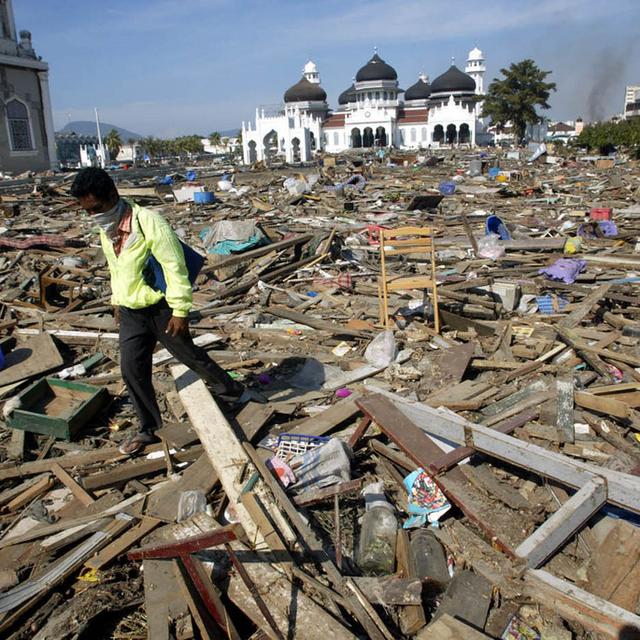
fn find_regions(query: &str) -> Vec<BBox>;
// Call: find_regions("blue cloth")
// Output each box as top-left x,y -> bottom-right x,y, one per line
143,240 -> 204,293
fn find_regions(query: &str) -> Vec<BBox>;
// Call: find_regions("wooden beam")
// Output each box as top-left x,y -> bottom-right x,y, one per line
201,233 -> 314,273
556,375 -> 575,443
172,365 -> 294,549
287,396 -> 360,437
294,479 -> 363,507
243,442 -> 390,640
515,477 -> 607,568
2,474 -> 53,512
85,516 -> 161,571
82,446 -> 203,490
264,306 -> 371,338
51,462 -> 94,506
574,391 -> 631,420
524,568 -> 640,639
358,394 -> 640,514
417,614 -> 490,639
558,284 -> 610,329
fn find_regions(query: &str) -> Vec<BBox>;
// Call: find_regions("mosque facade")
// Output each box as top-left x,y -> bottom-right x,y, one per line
0,0 -> 57,173
242,48 -> 486,164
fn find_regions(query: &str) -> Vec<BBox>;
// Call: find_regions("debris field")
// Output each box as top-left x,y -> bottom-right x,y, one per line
0,147 -> 639,639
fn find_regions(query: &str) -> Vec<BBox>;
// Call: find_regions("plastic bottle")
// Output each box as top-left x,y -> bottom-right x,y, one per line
356,482 -> 397,575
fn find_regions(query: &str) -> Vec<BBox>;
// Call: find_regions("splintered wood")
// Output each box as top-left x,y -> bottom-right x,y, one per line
1,150 -> 640,639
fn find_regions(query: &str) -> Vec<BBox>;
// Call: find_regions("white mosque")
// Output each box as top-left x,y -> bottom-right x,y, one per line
241,47 -> 486,164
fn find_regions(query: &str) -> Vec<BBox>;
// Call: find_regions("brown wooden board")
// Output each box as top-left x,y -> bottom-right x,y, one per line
0,333 -> 63,387
145,455 -> 218,522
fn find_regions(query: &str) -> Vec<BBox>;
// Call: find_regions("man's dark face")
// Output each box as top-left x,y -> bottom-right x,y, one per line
77,191 -> 119,215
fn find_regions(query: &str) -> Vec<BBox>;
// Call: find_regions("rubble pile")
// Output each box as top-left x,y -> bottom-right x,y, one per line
0,148 -> 639,639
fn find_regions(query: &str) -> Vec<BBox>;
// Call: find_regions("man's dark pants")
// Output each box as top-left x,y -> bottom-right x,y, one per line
119,299 -> 240,433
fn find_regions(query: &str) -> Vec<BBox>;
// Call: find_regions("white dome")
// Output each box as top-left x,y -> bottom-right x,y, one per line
468,47 -> 484,61
303,60 -> 318,74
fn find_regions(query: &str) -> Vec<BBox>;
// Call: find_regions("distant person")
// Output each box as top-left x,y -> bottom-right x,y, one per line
70,168 -> 245,455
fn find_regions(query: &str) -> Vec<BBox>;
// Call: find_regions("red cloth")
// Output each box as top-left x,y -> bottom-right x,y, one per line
0,235 -> 75,249
113,203 -> 133,256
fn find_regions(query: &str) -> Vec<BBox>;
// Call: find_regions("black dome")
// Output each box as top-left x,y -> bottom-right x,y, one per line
405,77 -> 431,101
430,65 -> 475,94
355,53 -> 397,82
338,84 -> 356,105
284,77 -> 327,103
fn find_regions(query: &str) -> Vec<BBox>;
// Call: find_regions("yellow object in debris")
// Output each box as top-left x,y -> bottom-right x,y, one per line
77,567 -> 100,583
564,237 -> 582,254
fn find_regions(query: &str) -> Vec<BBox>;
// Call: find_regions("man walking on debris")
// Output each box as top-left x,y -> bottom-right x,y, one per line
71,168 -> 245,455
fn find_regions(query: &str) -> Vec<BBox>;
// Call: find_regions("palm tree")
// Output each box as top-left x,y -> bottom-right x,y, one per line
104,129 -> 122,162
209,131 -> 221,148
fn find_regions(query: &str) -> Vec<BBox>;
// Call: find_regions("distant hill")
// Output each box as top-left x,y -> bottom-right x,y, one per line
58,121 -> 143,141
217,128 -> 240,138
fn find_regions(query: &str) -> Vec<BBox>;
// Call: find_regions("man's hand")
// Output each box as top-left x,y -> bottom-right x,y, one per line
166,315 -> 189,338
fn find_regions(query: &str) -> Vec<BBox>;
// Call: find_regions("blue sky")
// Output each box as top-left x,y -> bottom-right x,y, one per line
13,0 -> 640,138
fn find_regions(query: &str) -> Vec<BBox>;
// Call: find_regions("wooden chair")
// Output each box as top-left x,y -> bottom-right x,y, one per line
378,226 -> 440,332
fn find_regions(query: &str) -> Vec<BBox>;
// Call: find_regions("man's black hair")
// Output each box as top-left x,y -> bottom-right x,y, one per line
70,167 -> 118,201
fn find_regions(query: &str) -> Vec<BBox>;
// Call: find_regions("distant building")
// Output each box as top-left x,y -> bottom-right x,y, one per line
117,142 -> 141,163
0,0 -> 57,173
55,132 -> 109,169
200,135 -> 241,156
241,48 -> 487,164
624,85 -> 640,119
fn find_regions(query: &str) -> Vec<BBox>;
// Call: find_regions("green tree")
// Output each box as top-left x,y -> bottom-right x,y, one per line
209,131 -> 221,147
104,128 -> 122,161
577,119 -> 640,152
482,59 -> 556,144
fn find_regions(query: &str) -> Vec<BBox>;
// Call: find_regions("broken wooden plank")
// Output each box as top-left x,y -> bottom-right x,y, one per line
364,393 -> 640,514
556,374 -> 575,443
265,305 -> 371,338
293,478 -> 363,507
524,568 -> 640,640
417,613 -> 491,639
143,558 -> 189,640
428,409 -> 537,474
396,529 -> 427,636
575,390 -> 631,419
2,474 -> 53,513
558,283 -> 610,329
145,455 -> 218,523
235,401 -> 275,441
85,516 -> 161,571
460,464 -> 533,512
172,365 -> 294,549
0,445 -> 154,482
515,477 -> 607,568
82,446 -> 203,490
201,233 -> 314,273
0,332 -> 63,387
228,546 -> 358,640
50,462 -> 94,506
287,396 -> 360,437
432,570 -> 492,630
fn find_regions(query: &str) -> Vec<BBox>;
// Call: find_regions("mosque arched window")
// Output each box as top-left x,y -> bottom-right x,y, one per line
6,99 -> 32,151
